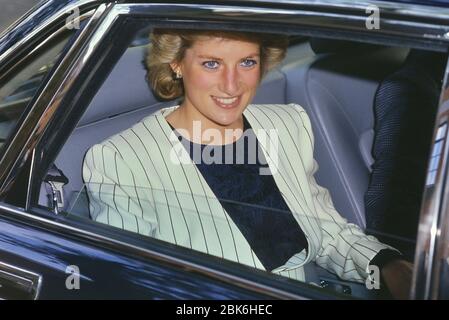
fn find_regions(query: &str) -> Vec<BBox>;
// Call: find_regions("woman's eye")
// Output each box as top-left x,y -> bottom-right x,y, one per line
241,59 -> 257,68
202,61 -> 219,69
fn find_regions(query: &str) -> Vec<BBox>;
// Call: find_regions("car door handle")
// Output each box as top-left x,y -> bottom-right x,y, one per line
0,261 -> 42,300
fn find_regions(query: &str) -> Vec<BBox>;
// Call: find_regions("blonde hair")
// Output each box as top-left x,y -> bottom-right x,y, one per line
146,28 -> 289,100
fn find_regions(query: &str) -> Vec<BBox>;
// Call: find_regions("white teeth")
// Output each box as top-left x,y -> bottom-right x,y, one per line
215,97 -> 238,105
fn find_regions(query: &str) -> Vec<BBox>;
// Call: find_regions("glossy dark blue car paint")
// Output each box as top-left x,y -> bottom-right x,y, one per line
0,206 -> 277,299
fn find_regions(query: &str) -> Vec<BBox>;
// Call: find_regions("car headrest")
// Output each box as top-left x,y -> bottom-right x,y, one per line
78,45 -> 159,127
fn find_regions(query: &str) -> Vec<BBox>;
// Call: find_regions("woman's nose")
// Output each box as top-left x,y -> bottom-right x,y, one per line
219,67 -> 240,96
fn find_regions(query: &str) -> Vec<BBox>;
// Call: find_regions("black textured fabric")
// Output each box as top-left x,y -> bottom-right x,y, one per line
365,50 -> 445,258
169,117 -> 308,271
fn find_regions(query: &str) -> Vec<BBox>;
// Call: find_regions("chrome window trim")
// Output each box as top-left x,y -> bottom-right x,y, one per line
432,123 -> 449,299
26,149 -> 37,211
435,156 -> 449,299
0,201 -> 310,300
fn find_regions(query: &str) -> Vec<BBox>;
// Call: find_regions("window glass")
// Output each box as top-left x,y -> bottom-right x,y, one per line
36,22 -> 447,300
0,30 -> 74,152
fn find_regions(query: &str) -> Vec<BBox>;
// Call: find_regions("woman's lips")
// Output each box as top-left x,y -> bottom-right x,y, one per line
211,95 -> 241,109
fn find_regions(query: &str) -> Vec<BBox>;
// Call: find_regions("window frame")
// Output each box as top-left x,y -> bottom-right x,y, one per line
0,28 -> 82,160
0,4 -> 109,200
413,95 -> 449,299
2,1 -> 449,299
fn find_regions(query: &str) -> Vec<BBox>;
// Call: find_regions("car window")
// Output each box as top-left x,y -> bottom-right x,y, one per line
68,183 -> 388,298
0,30 -> 75,153
32,19 -> 446,300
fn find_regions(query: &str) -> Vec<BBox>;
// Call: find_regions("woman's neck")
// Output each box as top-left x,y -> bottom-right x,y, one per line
166,105 -> 244,145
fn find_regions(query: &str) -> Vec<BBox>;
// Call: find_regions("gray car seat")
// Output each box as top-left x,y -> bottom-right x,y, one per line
281,40 -> 409,227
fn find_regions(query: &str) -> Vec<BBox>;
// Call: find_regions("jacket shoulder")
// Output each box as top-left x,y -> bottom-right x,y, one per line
247,103 -> 310,127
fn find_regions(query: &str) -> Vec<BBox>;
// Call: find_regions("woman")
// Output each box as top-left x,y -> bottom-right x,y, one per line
83,28 -> 412,298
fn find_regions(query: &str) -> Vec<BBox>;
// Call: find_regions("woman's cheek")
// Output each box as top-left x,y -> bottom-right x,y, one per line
191,72 -> 217,91
243,69 -> 261,88
198,76 -> 215,90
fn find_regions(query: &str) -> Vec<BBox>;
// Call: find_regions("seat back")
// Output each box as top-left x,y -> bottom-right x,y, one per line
282,45 -> 409,226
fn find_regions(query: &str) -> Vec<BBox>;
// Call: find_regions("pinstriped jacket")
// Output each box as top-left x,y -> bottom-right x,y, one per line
83,103 -> 396,283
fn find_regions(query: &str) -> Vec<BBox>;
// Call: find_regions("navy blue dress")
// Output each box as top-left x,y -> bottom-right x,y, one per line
170,117 -> 308,271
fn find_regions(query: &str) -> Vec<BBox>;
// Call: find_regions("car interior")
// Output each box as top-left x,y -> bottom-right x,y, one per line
38,33 -> 406,224
34,26 -> 447,296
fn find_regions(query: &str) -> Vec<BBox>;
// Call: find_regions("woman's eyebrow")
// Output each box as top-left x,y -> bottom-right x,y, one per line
197,53 -> 260,60
197,55 -> 223,60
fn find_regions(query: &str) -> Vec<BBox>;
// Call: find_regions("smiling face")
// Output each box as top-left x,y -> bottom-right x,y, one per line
171,36 -> 261,131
